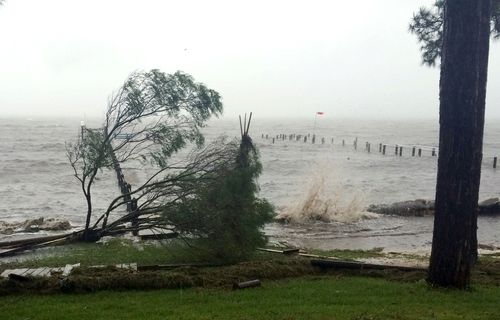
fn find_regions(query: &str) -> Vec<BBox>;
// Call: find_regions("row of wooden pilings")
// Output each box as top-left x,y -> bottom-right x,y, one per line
261,133 -> 499,169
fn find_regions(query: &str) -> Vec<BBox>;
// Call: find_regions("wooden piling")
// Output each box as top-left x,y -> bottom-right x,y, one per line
395,145 -> 398,155
367,143 -> 371,153
412,147 -> 416,157
399,146 -> 402,157
432,148 -> 436,156
418,148 -> 422,157
379,143 -> 382,153
382,145 -> 386,155
494,157 -> 497,169
312,135 -> 316,144
342,139 -> 345,146
321,137 -> 325,144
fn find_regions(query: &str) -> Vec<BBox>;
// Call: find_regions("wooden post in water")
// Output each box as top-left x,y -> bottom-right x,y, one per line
412,147 -> 416,157
321,137 -> 325,144
379,143 -> 382,153
367,143 -> 371,153
354,138 -> 357,150
272,138 -> 275,144
80,121 -> 85,140
342,139 -> 345,146
383,145 -> 386,155
395,145 -> 398,155
432,148 -> 436,156
331,138 -> 334,144
399,146 -> 403,157
494,157 -> 497,169
418,148 -> 422,157
312,135 -> 316,144
304,136 -> 307,143
266,134 -> 268,139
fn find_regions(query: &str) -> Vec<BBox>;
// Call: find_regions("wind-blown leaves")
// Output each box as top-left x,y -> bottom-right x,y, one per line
409,0 -> 500,66
67,70 -> 223,238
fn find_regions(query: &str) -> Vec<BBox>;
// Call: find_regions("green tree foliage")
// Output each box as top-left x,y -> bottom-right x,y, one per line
67,70 -> 223,240
165,135 -> 274,262
409,0 -> 500,65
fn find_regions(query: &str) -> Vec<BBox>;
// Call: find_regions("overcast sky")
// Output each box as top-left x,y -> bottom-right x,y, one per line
1,0 -> 499,120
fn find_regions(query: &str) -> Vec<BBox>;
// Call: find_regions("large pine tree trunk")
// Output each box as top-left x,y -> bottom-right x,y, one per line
428,0 -> 491,289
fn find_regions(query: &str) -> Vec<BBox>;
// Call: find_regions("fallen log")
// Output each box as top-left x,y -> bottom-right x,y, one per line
233,279 -> 261,290
0,231 -> 83,257
0,233 -> 74,249
137,262 -> 220,271
311,259 -> 426,272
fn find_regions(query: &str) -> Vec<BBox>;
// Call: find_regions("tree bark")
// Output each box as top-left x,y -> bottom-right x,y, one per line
83,192 -> 92,241
428,0 -> 491,288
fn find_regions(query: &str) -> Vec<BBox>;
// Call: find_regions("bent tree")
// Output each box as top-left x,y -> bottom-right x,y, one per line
67,70 -> 223,240
428,0 -> 492,288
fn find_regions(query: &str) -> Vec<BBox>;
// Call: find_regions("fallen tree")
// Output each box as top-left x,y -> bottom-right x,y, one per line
66,70 -> 223,240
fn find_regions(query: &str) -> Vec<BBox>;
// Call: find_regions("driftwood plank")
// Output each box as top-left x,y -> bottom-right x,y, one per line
257,248 -> 300,255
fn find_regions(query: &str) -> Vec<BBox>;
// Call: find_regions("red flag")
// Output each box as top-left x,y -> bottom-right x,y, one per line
316,112 -> 324,115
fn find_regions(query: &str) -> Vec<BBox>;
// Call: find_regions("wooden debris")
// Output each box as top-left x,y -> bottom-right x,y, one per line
115,263 -> 138,271
8,273 -> 31,282
233,279 -> 261,290
63,263 -> 80,277
139,232 -> 179,241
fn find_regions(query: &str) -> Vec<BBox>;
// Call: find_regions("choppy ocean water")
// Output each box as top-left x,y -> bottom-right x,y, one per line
1,116 -> 499,253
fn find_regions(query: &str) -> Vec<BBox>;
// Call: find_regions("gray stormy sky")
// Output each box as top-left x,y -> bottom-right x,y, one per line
0,0 -> 499,120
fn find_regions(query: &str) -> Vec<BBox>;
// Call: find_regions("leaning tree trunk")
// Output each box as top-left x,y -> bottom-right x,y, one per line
428,0 -> 491,288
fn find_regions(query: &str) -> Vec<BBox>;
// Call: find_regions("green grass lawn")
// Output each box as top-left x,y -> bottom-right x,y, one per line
1,241 -> 500,319
0,239 -> 426,270
2,276 -> 500,320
